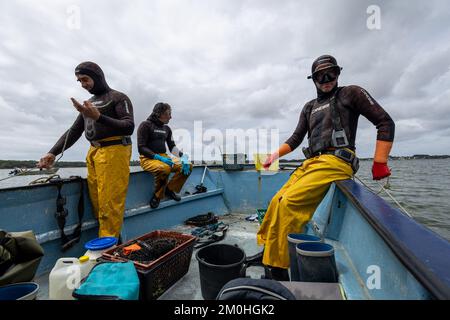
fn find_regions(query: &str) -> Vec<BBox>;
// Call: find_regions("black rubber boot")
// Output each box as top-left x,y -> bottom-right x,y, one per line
271,267 -> 290,281
263,266 -> 290,281
246,250 -> 264,267
149,194 -> 160,209
165,188 -> 181,201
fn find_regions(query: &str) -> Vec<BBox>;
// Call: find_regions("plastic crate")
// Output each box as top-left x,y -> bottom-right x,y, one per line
102,230 -> 196,300
256,208 -> 267,224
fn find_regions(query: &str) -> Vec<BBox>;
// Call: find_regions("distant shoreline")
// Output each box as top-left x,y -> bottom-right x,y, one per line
281,155 -> 450,162
0,160 -> 141,169
1,155 -> 450,169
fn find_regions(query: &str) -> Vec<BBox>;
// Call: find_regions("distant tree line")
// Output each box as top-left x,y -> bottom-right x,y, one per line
0,160 -> 86,169
2,154 -> 449,169
278,155 -> 450,162
0,160 -> 143,169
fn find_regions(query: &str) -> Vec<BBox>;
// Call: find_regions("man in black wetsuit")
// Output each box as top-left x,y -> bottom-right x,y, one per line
138,102 -> 192,209
257,55 -> 395,280
38,61 -> 134,238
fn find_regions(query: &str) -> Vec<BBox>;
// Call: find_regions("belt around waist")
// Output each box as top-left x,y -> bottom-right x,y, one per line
315,148 -> 359,172
316,148 -> 354,157
90,136 -> 132,148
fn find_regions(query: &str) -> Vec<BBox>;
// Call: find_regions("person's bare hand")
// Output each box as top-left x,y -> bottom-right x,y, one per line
70,98 -> 100,120
37,153 -> 56,169
82,101 -> 101,120
71,97 -> 83,112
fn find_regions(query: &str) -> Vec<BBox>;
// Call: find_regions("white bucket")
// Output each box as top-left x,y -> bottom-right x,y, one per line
84,248 -> 110,262
83,237 -> 117,264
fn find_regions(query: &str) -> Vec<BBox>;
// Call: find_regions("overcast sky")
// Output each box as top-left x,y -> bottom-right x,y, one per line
1,0 -> 450,161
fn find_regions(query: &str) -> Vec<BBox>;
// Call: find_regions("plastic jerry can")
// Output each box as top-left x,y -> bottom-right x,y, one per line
48,256 -> 93,300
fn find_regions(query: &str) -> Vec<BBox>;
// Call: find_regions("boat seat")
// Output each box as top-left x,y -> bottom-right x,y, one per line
123,188 -> 224,218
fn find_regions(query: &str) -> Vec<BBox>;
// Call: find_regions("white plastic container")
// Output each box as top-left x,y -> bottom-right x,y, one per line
48,256 -> 93,300
83,237 -> 118,264
84,248 -> 109,262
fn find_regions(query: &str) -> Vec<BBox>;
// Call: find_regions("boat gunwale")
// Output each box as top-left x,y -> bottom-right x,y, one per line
0,164 -> 296,193
336,179 -> 450,300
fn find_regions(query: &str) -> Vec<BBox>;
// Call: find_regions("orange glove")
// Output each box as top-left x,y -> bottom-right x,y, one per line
123,243 -> 142,255
263,144 -> 292,169
372,140 -> 393,180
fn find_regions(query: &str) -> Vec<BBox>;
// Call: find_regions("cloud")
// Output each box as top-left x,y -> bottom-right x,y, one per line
1,0 -> 450,161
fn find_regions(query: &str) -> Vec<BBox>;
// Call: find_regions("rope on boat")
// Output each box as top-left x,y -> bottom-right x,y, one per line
54,129 -> 70,165
376,180 -> 413,218
354,175 -> 413,218
28,174 -> 61,185
0,129 -> 70,184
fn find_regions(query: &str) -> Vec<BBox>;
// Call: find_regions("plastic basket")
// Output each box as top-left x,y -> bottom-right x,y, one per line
101,230 -> 196,300
256,208 -> 267,224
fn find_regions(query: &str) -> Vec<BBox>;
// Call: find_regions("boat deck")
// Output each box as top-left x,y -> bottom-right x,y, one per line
160,213 -> 265,300
35,212 -> 265,300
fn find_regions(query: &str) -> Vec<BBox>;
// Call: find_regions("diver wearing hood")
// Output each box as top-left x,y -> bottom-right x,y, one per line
257,55 -> 395,280
137,102 -> 192,209
38,61 -> 135,238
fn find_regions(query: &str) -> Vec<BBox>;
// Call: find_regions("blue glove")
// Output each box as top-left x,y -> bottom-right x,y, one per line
154,154 -> 174,167
180,154 -> 191,176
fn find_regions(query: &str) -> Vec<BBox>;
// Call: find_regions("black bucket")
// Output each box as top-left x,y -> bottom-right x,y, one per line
196,244 -> 246,300
296,242 -> 338,283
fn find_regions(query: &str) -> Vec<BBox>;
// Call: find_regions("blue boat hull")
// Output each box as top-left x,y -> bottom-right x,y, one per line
1,166 -> 449,299
304,182 -> 447,299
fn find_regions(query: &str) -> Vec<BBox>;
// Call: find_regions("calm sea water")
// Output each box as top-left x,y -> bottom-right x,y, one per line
1,159 -> 449,241
356,159 -> 450,241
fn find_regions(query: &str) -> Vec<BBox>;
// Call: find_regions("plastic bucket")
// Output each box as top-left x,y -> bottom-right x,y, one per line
196,244 -> 246,300
296,242 -> 338,283
287,234 -> 321,281
84,237 -> 117,261
0,282 -> 39,300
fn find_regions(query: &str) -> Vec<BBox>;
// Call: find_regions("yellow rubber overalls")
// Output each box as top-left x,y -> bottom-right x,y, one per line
257,154 -> 353,268
140,153 -> 193,199
86,136 -> 132,238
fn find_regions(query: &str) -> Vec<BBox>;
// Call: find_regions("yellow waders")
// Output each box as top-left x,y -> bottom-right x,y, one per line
257,154 -> 354,268
140,153 -> 193,199
86,136 -> 132,238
